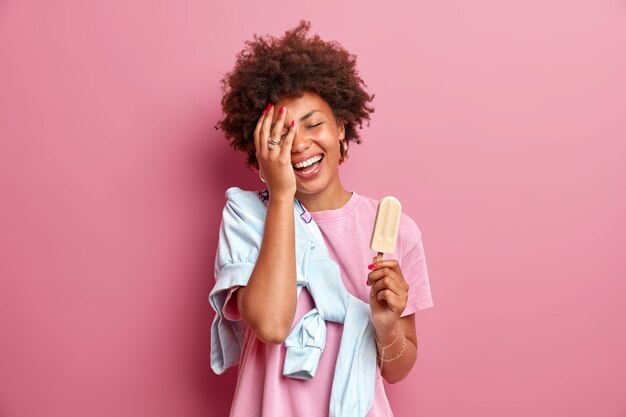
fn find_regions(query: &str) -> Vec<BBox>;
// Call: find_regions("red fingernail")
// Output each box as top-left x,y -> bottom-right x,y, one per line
368,263 -> 375,270
262,109 -> 266,116
279,106 -> 284,115
291,120 -> 295,127
266,103 -> 271,111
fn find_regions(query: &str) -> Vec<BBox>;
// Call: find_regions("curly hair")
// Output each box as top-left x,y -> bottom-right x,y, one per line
215,20 -> 375,169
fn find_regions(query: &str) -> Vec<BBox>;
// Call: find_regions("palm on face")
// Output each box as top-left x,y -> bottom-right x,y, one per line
254,104 -> 297,197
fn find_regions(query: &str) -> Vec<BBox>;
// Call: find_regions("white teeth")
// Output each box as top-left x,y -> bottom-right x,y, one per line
293,155 -> 322,169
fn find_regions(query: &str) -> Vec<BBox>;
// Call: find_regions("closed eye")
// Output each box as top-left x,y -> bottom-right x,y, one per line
281,122 -> 323,138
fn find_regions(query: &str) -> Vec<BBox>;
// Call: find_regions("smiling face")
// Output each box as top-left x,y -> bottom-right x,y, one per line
272,90 -> 350,210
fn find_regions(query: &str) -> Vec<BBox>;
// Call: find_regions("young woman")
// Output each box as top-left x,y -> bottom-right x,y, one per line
210,20 -> 433,417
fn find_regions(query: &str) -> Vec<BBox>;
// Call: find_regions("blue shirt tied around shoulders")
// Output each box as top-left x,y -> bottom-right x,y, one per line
209,187 -> 377,417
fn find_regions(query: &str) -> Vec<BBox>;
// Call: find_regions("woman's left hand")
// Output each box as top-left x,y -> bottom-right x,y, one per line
367,258 -> 409,333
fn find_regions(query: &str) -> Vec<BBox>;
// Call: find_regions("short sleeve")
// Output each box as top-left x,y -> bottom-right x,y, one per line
223,286 -> 242,321
209,188 -> 266,374
210,195 -> 263,315
399,217 -> 434,316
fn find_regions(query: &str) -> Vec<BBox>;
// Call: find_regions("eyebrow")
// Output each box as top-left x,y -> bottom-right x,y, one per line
299,109 -> 321,122
271,109 -> 321,129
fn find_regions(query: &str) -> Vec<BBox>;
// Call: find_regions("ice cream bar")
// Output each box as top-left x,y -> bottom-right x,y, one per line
370,196 -> 402,262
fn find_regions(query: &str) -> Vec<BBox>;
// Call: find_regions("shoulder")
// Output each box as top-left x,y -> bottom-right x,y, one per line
221,187 -> 268,220
222,186 -> 268,204
398,212 -> 422,253
224,186 -> 261,201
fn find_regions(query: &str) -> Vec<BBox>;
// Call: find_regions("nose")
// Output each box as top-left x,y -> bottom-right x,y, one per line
290,126 -> 311,154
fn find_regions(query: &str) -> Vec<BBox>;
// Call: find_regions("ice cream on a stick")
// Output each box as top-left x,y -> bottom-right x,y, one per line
369,196 -> 402,263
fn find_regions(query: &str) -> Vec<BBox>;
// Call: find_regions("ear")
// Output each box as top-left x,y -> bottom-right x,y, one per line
337,120 -> 345,140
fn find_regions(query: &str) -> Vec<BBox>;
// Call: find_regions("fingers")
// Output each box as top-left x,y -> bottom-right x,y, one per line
270,106 -> 288,148
258,104 -> 290,156
260,104 -> 275,155
254,103 -> 271,159
253,103 -> 294,176
370,273 -> 409,294
370,258 -> 401,272
366,259 -> 403,285
371,289 -> 406,314
368,271 -> 408,314
279,118 -> 296,158
367,258 -> 409,314
369,273 -> 407,298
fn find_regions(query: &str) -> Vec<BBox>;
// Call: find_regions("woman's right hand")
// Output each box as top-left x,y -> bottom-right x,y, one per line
254,103 -> 297,200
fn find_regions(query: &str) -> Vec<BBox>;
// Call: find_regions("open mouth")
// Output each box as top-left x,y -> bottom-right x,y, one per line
292,155 -> 323,175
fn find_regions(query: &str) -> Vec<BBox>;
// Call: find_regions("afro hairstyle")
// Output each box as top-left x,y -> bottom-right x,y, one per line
215,20 -> 375,169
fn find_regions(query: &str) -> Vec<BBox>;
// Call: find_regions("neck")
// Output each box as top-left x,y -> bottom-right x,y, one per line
295,182 -> 352,212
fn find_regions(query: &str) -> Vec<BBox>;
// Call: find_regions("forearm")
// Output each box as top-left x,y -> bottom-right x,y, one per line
375,321 -> 417,384
239,195 -> 297,344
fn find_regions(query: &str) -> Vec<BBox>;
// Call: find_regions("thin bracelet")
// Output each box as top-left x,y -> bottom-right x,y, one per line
375,322 -> 401,372
375,322 -> 400,350
380,327 -> 407,363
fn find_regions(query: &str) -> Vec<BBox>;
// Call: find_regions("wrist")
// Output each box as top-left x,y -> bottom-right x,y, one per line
375,322 -> 408,373
268,192 -> 295,206
375,322 -> 400,347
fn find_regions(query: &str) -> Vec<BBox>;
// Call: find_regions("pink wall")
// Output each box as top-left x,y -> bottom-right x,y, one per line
1,1 -> 625,416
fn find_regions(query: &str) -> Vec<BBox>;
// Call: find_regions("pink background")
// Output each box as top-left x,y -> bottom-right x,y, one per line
1,0 -> 625,416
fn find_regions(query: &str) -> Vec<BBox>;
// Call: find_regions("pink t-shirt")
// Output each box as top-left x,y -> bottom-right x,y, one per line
222,191 -> 433,417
